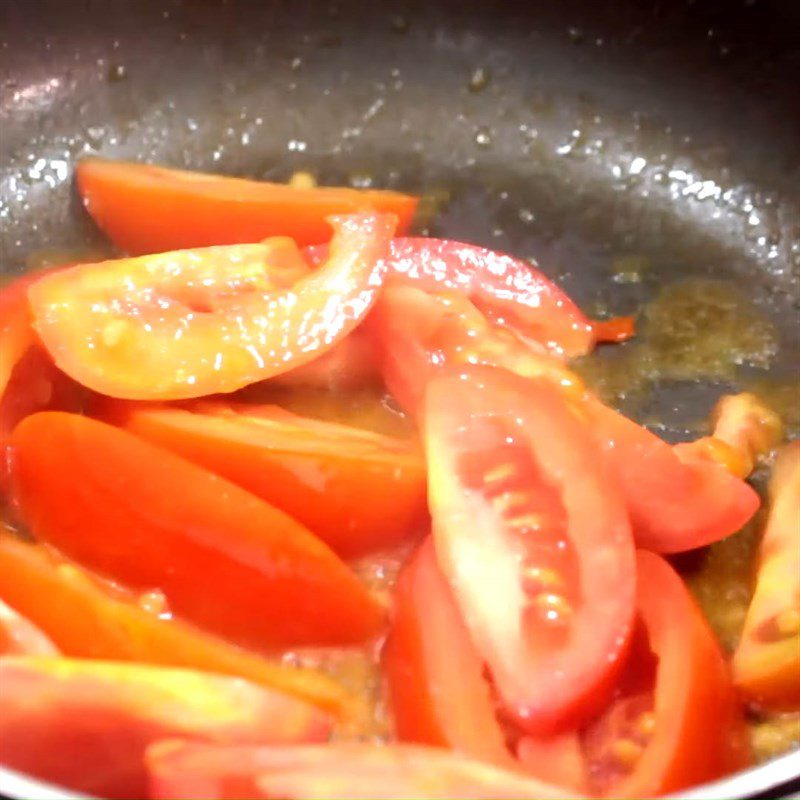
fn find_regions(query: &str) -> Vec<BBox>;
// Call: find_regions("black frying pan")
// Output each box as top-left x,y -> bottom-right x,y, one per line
1,1 -> 798,798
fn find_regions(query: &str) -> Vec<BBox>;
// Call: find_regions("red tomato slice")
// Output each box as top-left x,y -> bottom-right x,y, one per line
76,158 -> 418,254
307,237 -> 595,358
0,273 -> 38,398
424,365 -> 635,734
586,399 -> 760,552
0,271 -> 86,496
383,537 -> 515,768
733,442 -> 800,711
582,551 -> 751,798
114,402 -> 427,558
28,213 -> 394,400
371,285 -> 755,554
516,734 -> 588,795
0,534 -> 352,718
369,285 -> 584,415
10,412 -> 385,649
590,316 -> 636,344
0,656 -> 331,800
0,597 -> 59,656
145,741 -> 578,800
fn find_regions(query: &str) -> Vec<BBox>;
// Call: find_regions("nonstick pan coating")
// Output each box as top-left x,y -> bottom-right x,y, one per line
0,1 -> 798,798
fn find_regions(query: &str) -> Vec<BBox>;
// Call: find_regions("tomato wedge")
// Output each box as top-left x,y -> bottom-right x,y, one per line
0,273 -> 38,398
733,442 -> 800,711
29,213 -> 394,400
582,551 -> 751,798
383,537 -> 515,768
586,399 -> 760,552
76,158 -> 418,254
0,597 -> 59,656
11,412 -> 385,649
368,285 -> 583,415
372,285 -> 756,553
146,742 -> 578,800
268,328 -> 381,391
116,402 -> 427,558
0,272 -> 85,494
675,392 -> 783,479
425,366 -> 635,733
0,534 -> 353,717
0,656 -> 331,800
516,734 -> 588,795
307,237 -> 596,358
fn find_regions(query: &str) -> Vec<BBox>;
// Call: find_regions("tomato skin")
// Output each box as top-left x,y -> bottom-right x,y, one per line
0,534 -> 353,717
733,442 -> 800,711
267,328 -> 381,391
425,366 -> 635,734
0,274 -> 38,398
383,538 -> 515,768
29,214 -> 395,400
307,237 -> 594,358
582,551 -> 751,798
76,158 -> 418,254
116,402 -> 427,558
516,734 -> 588,795
0,597 -> 59,656
0,271 -> 85,496
369,285 -> 584,415
10,412 -> 385,649
145,742 -> 578,800
0,656 -> 331,800
586,399 -> 760,552
590,316 -> 636,344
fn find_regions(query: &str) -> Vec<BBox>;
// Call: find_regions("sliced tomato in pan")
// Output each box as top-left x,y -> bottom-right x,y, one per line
371,284 -> 757,553
516,733 -> 588,795
733,442 -> 800,711
29,213 -> 394,400
115,401 -> 427,558
10,412 -> 385,649
383,537 -> 515,768
307,237 -> 597,358
145,742 -> 578,800
0,270 -> 85,494
0,597 -> 59,656
0,656 -> 331,800
0,533 -> 352,717
368,285 -> 583,415
424,365 -> 635,734
77,158 -> 418,253
582,551 -> 751,798
586,399 -> 760,552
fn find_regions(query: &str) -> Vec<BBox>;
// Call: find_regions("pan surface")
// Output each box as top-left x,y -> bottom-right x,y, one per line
0,1 -> 798,797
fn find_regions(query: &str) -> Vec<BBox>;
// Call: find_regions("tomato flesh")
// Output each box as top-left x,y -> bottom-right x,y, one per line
0,597 -> 59,656
369,285 -> 583,415
116,402 -> 427,558
424,365 -> 635,733
0,533 -> 353,718
0,656 -> 331,800
586,399 -> 760,552
307,237 -> 595,358
10,412 -> 385,649
145,742 -> 577,800
383,537 -> 515,768
77,158 -> 418,254
733,442 -> 800,710
29,214 -> 394,400
582,551 -> 751,797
